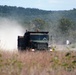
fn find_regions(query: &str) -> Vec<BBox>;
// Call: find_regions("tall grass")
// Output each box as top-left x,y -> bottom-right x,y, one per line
0,50 -> 76,75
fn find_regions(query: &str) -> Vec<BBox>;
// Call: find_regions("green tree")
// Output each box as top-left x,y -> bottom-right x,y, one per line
59,18 -> 74,35
32,18 -> 46,30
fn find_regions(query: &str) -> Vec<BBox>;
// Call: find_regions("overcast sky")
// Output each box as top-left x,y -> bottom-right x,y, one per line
0,0 -> 76,10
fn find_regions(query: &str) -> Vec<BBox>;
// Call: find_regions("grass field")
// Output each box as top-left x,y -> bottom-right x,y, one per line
0,49 -> 76,75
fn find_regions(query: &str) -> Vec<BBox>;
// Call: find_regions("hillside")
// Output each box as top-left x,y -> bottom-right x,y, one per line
0,5 -> 76,23
0,5 -> 76,44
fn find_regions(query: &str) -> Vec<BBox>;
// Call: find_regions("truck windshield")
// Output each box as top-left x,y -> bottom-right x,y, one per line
30,35 -> 49,41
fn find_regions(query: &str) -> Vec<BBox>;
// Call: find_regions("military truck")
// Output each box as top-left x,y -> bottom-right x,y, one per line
18,31 -> 49,51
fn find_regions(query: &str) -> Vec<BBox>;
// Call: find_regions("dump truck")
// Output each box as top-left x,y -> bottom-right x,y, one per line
18,31 -> 49,51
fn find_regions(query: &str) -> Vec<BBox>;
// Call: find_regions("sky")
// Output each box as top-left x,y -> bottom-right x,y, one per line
0,0 -> 76,10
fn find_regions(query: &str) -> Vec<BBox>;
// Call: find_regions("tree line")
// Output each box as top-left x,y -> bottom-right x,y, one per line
0,5 -> 76,43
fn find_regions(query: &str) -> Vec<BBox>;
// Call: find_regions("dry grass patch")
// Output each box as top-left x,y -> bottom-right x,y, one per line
0,50 -> 76,75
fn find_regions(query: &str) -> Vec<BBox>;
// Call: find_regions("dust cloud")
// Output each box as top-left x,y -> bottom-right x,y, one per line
0,18 -> 25,51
